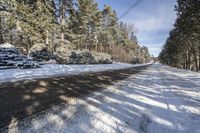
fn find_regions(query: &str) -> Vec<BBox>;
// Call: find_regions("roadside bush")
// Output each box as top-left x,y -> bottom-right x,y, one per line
131,58 -> 140,64
54,45 -> 71,64
93,52 -> 112,64
29,47 -> 55,62
56,50 -> 112,64
29,44 -> 113,64
0,44 -> 40,69
29,43 -> 46,53
69,51 -> 95,64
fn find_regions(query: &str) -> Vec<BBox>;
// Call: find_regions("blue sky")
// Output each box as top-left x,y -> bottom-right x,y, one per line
96,0 -> 177,57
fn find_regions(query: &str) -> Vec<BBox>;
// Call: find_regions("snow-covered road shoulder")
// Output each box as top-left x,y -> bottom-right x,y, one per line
2,64 -> 200,133
0,63 -> 151,83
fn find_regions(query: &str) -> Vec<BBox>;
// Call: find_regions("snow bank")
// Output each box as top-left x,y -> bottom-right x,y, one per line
0,43 -> 14,48
0,63 -> 151,83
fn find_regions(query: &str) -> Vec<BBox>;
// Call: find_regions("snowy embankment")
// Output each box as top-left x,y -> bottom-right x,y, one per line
0,62 -> 151,83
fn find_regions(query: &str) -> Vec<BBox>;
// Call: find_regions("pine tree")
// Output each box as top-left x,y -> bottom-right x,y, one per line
0,0 -> 151,64
99,5 -> 114,52
0,0 -> 17,44
54,0 -> 75,46
0,17 -> 3,44
159,0 -> 200,71
14,0 -> 55,52
99,5 -> 121,53
130,31 -> 137,44
76,0 -> 101,50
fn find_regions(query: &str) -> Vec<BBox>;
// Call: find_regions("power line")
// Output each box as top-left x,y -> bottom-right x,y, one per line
119,0 -> 143,19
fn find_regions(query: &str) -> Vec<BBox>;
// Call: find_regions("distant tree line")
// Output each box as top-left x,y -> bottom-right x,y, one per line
159,0 -> 200,71
0,0 -> 151,63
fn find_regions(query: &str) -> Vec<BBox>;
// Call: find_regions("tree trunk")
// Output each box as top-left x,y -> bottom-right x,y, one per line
199,44 -> 200,71
77,42 -> 79,50
188,52 -> 191,70
182,53 -> 185,69
85,42 -> 88,50
192,49 -> 198,71
100,43 -> 103,53
10,34 -> 13,45
51,32 -> 54,53
46,30 -> 49,46
188,41 -> 197,71
112,43 -> 114,54
186,52 -> 188,69
26,38 -> 31,54
95,42 -> 98,52
0,17 -> 4,44
61,32 -> 64,46
109,43 -> 112,53
46,30 -> 53,53
60,1 -> 64,46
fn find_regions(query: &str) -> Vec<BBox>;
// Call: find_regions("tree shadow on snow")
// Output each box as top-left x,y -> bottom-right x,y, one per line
0,64 -> 200,133
0,65 -> 149,132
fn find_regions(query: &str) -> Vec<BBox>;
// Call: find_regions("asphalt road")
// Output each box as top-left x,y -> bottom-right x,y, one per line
0,65 -> 150,130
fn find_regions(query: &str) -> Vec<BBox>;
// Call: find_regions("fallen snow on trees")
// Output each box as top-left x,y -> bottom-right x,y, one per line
0,44 -> 40,69
29,44 -> 113,64
56,50 -> 112,64
0,63 -> 151,83
0,43 -> 15,48
30,47 -> 55,62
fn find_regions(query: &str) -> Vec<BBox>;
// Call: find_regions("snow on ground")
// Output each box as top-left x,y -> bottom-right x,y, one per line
0,43 -> 14,48
4,64 -> 200,133
0,63 -> 150,83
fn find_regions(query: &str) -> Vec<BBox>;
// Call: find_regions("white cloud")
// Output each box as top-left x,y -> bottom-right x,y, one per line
125,3 -> 176,32
122,1 -> 176,56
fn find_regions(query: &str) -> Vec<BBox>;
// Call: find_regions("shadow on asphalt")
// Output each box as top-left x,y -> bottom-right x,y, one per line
0,65 -> 150,131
